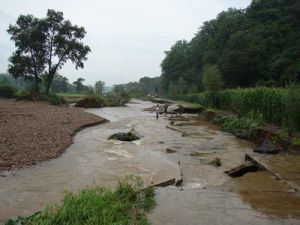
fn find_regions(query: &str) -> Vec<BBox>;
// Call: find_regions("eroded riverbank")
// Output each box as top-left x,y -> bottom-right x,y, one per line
0,100 -> 299,224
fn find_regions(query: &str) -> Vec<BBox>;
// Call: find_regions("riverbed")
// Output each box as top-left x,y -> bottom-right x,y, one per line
0,100 -> 299,224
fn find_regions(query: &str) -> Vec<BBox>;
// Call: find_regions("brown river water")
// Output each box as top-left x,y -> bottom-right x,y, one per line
0,100 -> 299,224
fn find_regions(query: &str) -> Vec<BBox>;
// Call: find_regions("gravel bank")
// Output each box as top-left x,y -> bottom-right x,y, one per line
0,99 -> 107,172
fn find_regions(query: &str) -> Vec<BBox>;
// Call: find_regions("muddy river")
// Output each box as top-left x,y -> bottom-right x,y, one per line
0,100 -> 299,224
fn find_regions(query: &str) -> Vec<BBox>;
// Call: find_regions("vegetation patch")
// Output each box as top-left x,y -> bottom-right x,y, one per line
75,92 -> 131,108
0,83 -> 17,98
5,177 -> 155,225
75,93 -> 106,108
215,111 -> 264,139
108,129 -> 142,142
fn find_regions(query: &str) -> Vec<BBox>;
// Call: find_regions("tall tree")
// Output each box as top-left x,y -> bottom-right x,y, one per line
51,74 -> 69,92
73,78 -> 85,92
7,9 -> 91,94
95,80 -> 105,94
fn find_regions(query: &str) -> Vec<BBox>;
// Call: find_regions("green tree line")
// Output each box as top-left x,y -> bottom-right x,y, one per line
160,0 -> 300,96
116,0 -> 299,99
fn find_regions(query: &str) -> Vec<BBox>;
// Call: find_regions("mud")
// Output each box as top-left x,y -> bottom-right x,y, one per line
0,100 -> 299,224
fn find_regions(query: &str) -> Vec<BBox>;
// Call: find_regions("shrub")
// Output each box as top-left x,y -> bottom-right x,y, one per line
105,92 -> 131,107
47,94 -> 66,105
0,83 -> 17,98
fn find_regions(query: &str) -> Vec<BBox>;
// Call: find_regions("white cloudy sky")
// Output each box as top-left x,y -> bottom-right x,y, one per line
0,0 -> 251,86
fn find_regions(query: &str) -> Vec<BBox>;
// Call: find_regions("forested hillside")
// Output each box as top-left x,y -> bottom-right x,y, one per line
116,0 -> 299,98
160,0 -> 300,96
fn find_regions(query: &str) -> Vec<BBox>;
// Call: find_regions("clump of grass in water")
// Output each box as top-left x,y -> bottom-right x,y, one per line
5,177 -> 155,225
108,128 -> 141,142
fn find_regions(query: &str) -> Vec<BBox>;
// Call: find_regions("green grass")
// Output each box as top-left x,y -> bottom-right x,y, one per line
5,177 -> 155,225
215,111 -> 264,138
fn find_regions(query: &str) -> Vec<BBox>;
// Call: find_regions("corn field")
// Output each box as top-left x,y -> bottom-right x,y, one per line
181,86 -> 300,134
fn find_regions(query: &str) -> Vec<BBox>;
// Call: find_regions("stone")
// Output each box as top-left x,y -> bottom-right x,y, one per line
233,129 -> 249,139
225,161 -> 258,177
254,139 -> 279,154
166,148 -> 177,153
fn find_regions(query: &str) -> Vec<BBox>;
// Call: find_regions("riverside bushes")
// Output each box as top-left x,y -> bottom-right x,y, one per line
181,85 -> 300,134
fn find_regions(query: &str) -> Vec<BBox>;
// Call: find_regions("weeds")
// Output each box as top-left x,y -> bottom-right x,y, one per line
5,177 -> 155,225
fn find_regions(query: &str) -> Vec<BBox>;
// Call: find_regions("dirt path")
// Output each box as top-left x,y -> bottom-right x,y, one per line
0,99 -> 106,172
0,100 -> 299,224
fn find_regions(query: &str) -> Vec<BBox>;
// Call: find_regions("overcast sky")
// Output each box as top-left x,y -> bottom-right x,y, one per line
0,0 -> 252,86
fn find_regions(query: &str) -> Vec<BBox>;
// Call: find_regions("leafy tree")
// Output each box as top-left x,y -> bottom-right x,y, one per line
113,84 -> 126,94
7,9 -> 90,94
160,0 -> 300,90
73,78 -> 85,92
202,64 -> 223,107
95,81 -> 105,94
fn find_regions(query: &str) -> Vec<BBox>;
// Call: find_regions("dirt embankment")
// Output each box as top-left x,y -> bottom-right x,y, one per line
0,99 -> 107,172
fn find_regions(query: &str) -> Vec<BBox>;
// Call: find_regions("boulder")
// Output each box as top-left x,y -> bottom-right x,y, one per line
233,129 -> 249,139
254,139 -> 279,154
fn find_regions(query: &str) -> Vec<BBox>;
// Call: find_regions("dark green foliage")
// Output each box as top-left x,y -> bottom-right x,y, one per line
160,0 -> 300,96
0,83 -> 17,98
6,177 -> 155,225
